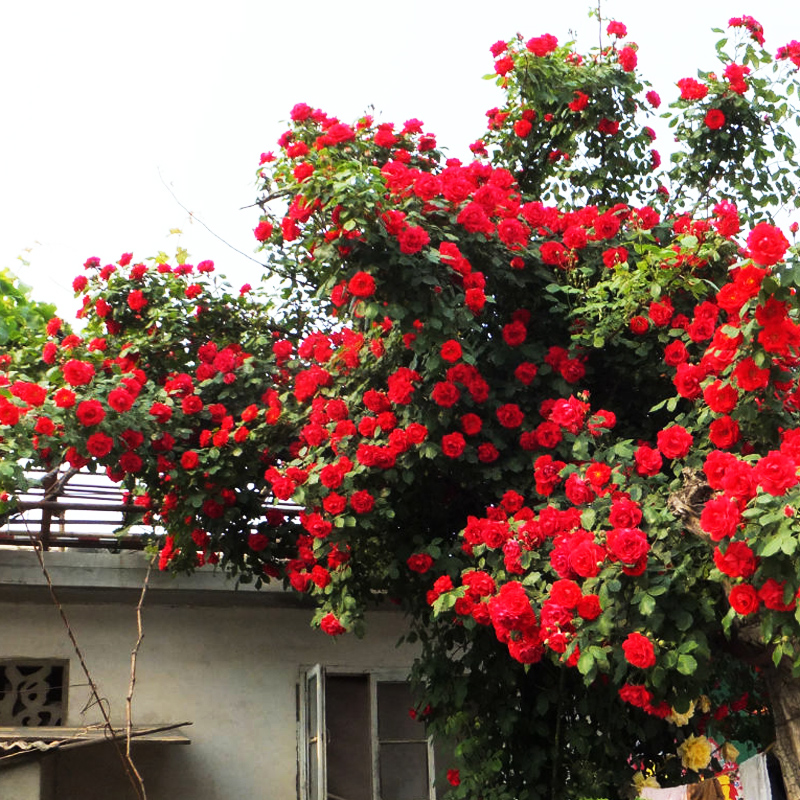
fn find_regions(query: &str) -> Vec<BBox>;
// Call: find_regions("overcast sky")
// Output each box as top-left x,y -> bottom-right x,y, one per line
2,0 -> 798,315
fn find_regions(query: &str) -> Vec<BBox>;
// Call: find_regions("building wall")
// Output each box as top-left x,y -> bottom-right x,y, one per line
0,551 -> 417,800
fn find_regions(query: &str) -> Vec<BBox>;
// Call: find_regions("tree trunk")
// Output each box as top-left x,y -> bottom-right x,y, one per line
669,472 -> 800,797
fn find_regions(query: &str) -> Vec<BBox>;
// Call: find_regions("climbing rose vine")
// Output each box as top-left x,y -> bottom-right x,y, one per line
4,13 -> 800,800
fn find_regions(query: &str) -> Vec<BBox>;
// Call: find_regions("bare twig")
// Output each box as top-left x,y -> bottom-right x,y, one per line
157,168 -> 269,269
126,556 -> 155,780
25,533 -> 147,800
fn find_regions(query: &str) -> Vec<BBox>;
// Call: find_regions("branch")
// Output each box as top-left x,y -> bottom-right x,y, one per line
25,533 -> 147,800
157,169 -> 269,270
126,556 -> 155,780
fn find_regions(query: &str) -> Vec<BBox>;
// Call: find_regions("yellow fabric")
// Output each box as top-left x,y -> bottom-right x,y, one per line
716,774 -> 733,800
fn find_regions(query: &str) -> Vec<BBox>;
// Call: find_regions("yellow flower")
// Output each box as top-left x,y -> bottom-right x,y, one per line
720,741 -> 740,763
633,771 -> 661,791
667,699 -> 696,727
678,734 -> 712,771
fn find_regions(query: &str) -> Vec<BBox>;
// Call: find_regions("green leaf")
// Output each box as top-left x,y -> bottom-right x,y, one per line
639,593 -> 655,616
677,654 -> 697,675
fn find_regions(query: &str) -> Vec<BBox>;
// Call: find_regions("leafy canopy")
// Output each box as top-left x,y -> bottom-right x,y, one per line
3,12 -> 800,799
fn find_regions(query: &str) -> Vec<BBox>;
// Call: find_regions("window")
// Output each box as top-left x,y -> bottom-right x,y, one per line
299,666 -> 435,800
0,658 -> 69,726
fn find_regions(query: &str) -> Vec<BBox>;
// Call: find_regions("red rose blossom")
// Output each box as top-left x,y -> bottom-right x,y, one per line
728,584 -> 759,615
347,271 -> 376,298
622,632 -> 656,669
747,222 -> 789,266
75,399 -> 106,426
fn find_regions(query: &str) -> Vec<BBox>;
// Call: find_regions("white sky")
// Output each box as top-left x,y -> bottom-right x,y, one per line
2,0 -> 798,316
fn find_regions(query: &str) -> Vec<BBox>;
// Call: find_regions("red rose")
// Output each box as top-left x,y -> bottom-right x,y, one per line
464,288 -> 486,314
254,220 -> 274,242
747,222 -> 789,266
700,496 -> 741,540
514,362 -> 538,385
733,357 -> 770,392
53,388 -> 76,408
577,594 -> 602,620
149,402 -> 173,424
758,578 -> 795,611
75,399 -> 106,426
440,340 -> 462,363
609,498 -> 642,528
477,442 -> 499,463
728,584 -> 759,615
397,225 -> 430,255
442,432 -> 466,458
526,34 -> 558,57
755,451 -> 800,496
714,541 -> 757,578
540,241 -> 569,266
181,451 -> 200,470
549,579 -> 581,609
704,109 -> 726,129
709,416 -> 740,449
457,203 -> 494,236
10,381 -> 47,407
431,382 -> 461,408
323,493 -> 347,515
677,77 -> 708,101
320,613 -> 346,636
703,381 -> 738,413
62,359 -> 95,387
497,218 -> 530,248
350,490 -> 375,514
618,46 -> 637,72
496,403 -> 524,429
663,341 -> 688,366
108,387 -> 135,413
618,683 -> 652,708
86,432 -> 113,457
622,632 -> 656,669
673,362 -> 704,399
502,320 -> 527,347
118,452 -> 143,473
607,527 -> 650,565
407,553 -> 434,574
597,118 -> 620,135
564,474 -> 595,506
656,425 -> 693,459
347,271 -> 376,298
568,91 -> 589,112
489,581 -> 536,634
568,540 -> 604,578
634,445 -> 662,476
127,289 -> 147,311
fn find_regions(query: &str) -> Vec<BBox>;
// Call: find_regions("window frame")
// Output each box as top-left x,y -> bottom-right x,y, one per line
298,665 -> 435,800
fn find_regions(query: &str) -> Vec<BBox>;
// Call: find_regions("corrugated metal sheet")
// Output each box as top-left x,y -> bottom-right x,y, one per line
0,723 -> 191,763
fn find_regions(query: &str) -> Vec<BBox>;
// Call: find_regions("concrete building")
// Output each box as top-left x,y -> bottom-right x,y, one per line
0,548 -> 433,800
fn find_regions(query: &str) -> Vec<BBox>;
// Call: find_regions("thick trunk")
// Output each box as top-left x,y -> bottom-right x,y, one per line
669,472 -> 799,798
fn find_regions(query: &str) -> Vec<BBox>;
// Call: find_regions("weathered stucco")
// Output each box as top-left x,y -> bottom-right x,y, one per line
0,550 -> 417,800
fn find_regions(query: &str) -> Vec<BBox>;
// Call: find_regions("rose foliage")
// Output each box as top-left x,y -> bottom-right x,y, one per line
5,16 -> 800,799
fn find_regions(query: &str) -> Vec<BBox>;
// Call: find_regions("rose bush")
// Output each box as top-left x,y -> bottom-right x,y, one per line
3,12 -> 800,800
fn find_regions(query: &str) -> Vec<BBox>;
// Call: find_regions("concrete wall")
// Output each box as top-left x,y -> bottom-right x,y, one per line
0,550 -> 417,800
